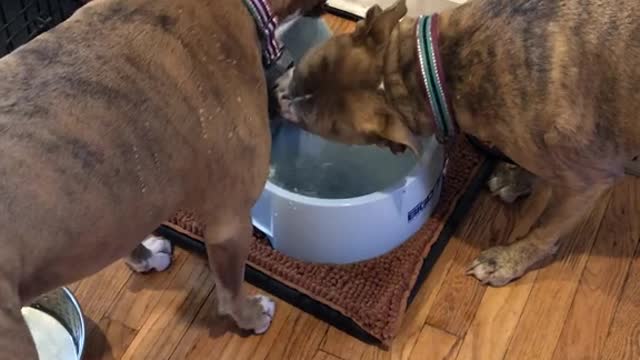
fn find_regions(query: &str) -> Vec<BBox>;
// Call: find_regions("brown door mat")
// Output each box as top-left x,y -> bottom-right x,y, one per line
157,137 -> 494,347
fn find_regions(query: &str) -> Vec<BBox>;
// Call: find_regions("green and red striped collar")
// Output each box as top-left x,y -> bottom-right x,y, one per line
415,14 -> 458,143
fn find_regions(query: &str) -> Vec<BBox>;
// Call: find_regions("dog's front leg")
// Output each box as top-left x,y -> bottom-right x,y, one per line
204,215 -> 275,334
467,181 -> 610,286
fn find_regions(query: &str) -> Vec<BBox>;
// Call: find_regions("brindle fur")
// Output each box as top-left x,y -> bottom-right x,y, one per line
0,0 -> 324,357
275,0 -> 640,286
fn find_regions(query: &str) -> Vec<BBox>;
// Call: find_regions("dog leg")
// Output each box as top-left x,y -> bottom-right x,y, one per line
486,161 -> 535,204
125,234 -> 173,273
204,216 -> 275,334
467,181 -> 610,286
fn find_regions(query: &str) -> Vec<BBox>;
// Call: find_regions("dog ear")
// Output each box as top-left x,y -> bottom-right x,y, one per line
354,0 -> 408,46
353,5 -> 382,39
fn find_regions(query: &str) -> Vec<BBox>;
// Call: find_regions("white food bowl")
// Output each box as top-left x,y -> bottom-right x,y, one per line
250,17 -> 446,264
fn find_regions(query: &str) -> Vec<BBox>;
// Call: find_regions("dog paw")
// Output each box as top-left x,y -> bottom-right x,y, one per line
251,295 -> 276,334
486,163 -> 534,204
126,235 -> 173,273
466,246 -> 526,287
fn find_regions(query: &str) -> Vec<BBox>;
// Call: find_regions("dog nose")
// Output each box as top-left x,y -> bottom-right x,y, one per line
275,76 -> 288,89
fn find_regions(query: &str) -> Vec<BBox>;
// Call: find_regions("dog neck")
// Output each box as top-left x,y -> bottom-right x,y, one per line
383,14 -> 459,145
414,14 -> 458,143
384,6 -> 517,161
386,0 -> 513,143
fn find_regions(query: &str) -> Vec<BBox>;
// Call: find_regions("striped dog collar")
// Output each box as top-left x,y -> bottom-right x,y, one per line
415,14 -> 457,143
242,0 -> 282,65
242,0 -> 294,87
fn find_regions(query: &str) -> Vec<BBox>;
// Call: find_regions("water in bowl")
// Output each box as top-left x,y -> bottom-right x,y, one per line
268,123 -> 420,199
21,307 -> 77,360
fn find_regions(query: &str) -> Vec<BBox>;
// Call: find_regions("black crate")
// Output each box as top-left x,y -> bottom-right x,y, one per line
0,0 -> 84,57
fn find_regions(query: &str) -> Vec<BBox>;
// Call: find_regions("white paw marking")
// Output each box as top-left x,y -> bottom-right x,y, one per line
146,252 -> 172,272
127,236 -> 173,273
253,295 -> 275,335
142,236 -> 172,272
142,235 -> 172,255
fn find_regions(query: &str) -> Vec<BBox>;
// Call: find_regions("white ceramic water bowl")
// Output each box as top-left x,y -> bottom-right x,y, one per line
251,121 -> 445,264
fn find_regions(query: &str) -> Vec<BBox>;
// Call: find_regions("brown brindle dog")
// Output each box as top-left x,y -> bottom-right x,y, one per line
275,0 -> 640,287
0,0 -> 324,357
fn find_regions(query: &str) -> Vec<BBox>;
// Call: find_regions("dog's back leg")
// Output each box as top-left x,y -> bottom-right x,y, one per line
125,233 -> 173,273
203,211 -> 275,334
487,161 -> 535,203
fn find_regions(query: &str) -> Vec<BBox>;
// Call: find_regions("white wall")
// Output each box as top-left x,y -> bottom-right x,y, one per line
326,0 -> 466,18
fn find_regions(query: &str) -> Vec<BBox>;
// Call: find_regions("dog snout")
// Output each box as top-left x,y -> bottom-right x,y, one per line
275,70 -> 294,100
276,67 -> 294,90
274,68 -> 298,120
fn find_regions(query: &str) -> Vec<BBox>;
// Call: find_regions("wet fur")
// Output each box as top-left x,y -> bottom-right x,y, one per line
0,0 -> 324,357
276,0 -> 640,286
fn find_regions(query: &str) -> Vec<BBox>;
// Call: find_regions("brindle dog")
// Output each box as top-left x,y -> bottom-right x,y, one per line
275,0 -> 640,286
0,0 -> 324,357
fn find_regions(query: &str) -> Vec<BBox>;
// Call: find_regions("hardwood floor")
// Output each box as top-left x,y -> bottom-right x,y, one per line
69,14 -> 640,360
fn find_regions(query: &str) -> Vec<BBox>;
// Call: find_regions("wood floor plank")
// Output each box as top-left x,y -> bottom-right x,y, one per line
170,287 -> 298,360
263,311 -> 329,360
313,349 -> 345,360
455,188 -> 552,360
107,249 -> 189,330
218,295 -> 297,360
69,260 -> 132,334
425,194 -> 515,336
502,190 -> 613,360
119,254 -> 214,360
166,289 -> 233,360
361,192 -> 505,360
552,179 -> 640,360
322,13 -> 356,34
408,325 -> 461,360
600,209 -> 640,360
83,317 -> 138,360
455,273 -> 535,360
321,327 -> 369,360
361,203 -> 477,360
